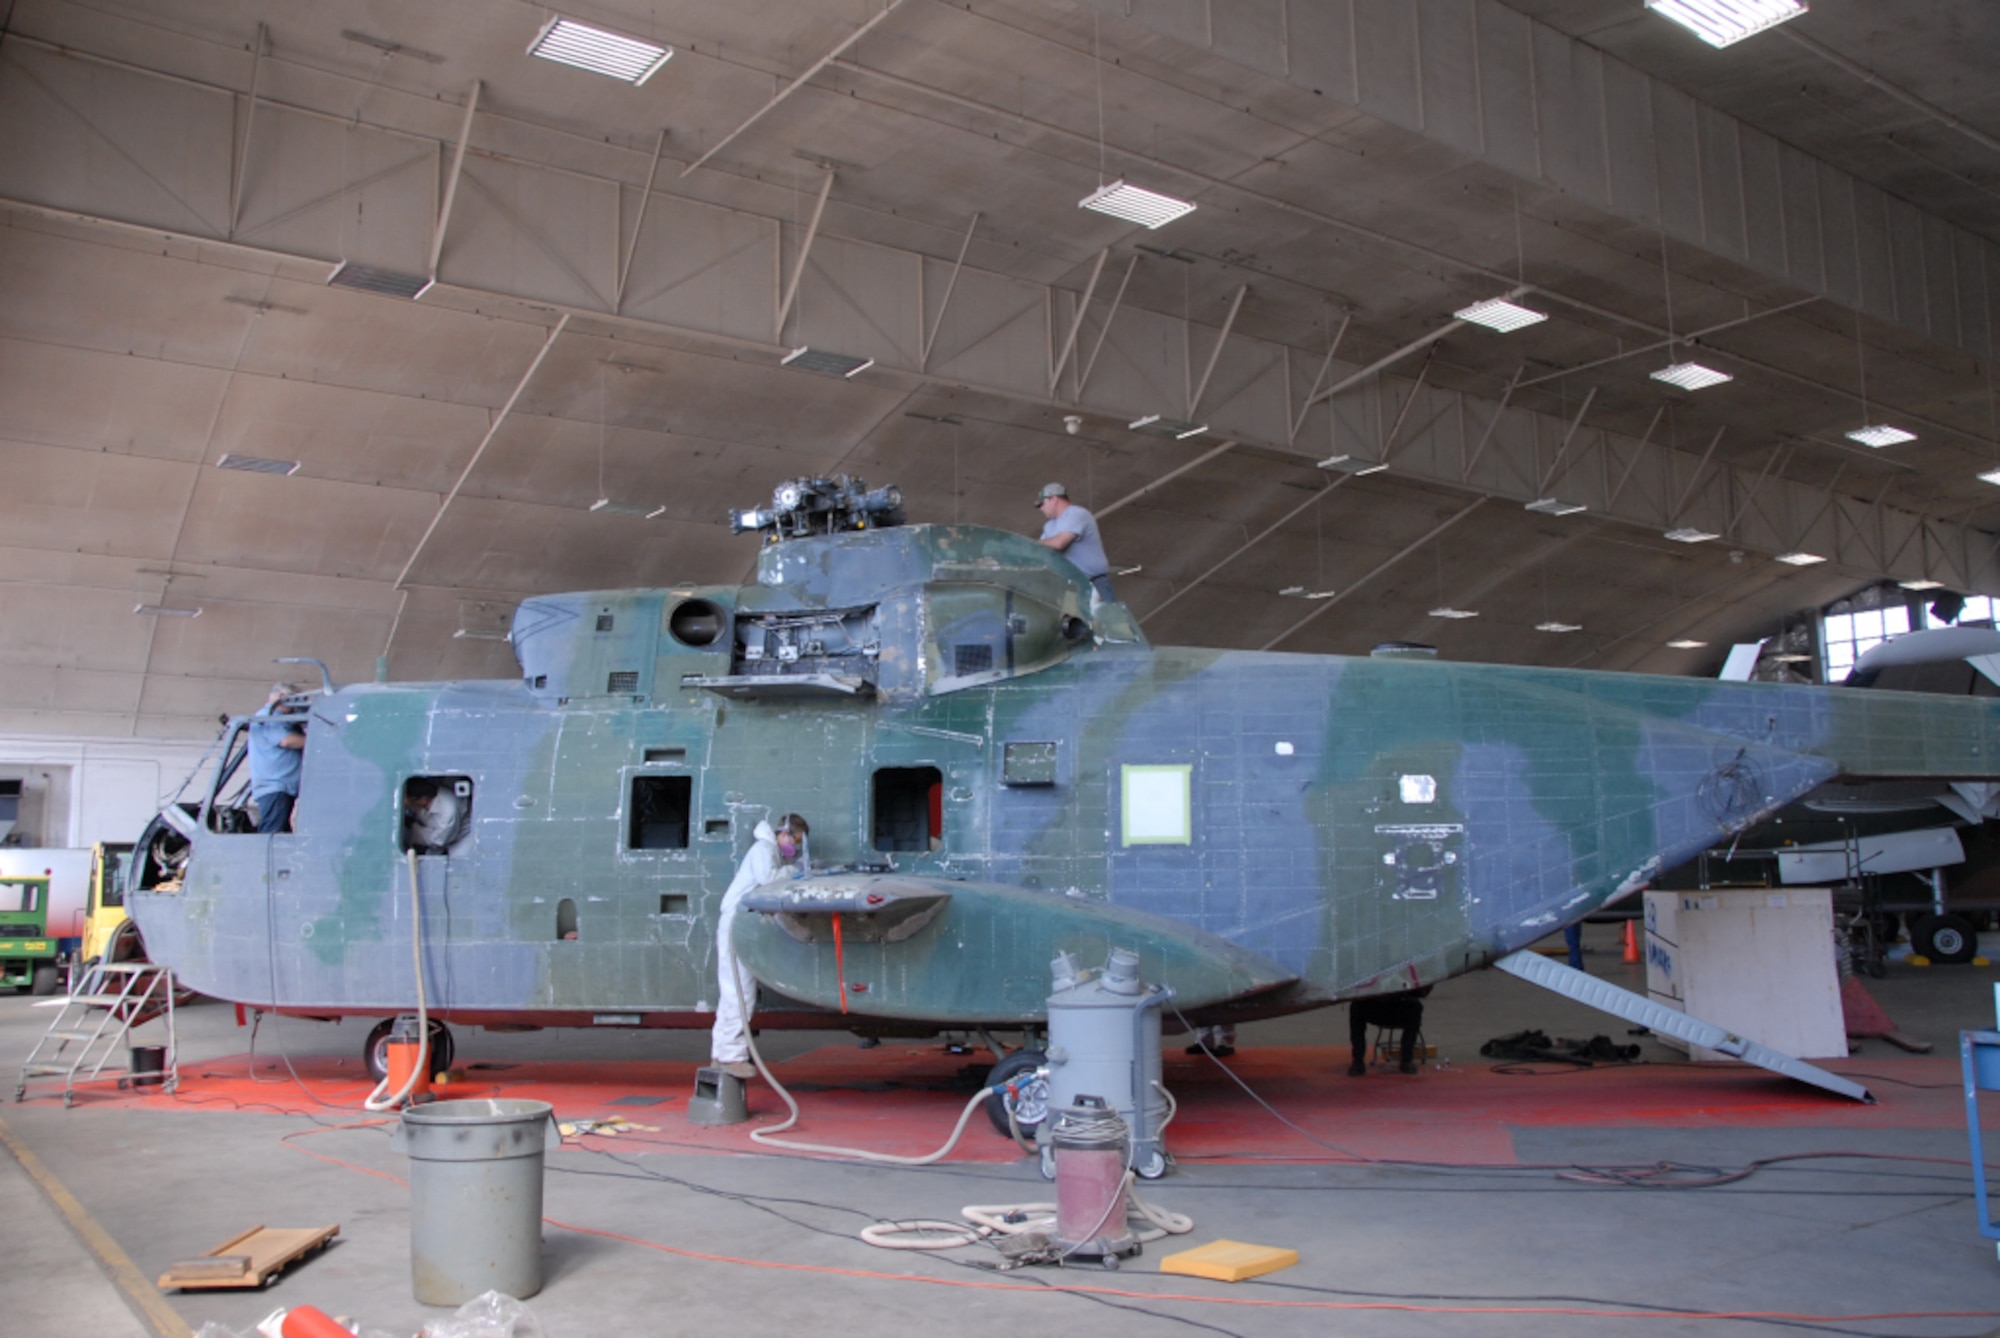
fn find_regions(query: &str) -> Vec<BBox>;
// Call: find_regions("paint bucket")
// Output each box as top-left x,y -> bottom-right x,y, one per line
129,1044 -> 166,1088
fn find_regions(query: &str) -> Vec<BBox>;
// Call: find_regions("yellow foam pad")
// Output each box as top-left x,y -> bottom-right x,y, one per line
1159,1239 -> 1299,1282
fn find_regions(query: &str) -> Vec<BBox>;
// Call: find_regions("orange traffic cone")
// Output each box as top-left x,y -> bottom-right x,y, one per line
1622,919 -> 1641,964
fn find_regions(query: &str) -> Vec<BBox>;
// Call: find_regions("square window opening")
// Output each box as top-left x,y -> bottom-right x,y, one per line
659,893 -> 690,916
629,775 -> 692,849
873,766 -> 943,852
403,776 -> 472,853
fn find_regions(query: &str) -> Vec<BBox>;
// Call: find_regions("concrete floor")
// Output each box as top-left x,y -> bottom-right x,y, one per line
4,923 -> 2000,1338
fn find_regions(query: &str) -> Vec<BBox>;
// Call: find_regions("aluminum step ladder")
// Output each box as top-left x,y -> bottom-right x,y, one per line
14,961 -> 178,1107
1494,950 -> 1872,1104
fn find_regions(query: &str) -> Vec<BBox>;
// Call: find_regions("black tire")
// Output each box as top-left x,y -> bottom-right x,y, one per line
29,964 -> 58,996
1915,912 -> 1979,965
364,1018 -> 454,1082
983,1049 -> 1049,1139
1907,913 -> 1937,951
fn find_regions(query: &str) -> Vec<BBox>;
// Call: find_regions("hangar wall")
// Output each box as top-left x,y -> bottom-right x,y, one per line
0,736 -> 214,847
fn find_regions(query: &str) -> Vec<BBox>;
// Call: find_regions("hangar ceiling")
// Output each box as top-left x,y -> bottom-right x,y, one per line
0,0 -> 1996,739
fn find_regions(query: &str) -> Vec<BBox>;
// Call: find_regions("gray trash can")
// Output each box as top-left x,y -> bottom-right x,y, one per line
392,1098 -> 558,1305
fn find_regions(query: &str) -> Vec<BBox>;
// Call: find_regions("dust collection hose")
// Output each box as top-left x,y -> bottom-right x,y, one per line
731,945 -> 999,1165
721,929 -> 1194,1253
362,848 -> 430,1112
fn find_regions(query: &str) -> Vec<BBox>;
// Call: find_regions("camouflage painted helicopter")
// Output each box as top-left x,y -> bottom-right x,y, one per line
126,475 -> 1999,1085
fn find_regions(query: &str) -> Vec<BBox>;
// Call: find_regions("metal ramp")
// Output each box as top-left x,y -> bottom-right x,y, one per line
14,962 -> 179,1107
1493,950 -> 1873,1104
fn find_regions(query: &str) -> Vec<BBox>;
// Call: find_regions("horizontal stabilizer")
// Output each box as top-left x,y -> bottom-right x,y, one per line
733,874 -> 1297,1023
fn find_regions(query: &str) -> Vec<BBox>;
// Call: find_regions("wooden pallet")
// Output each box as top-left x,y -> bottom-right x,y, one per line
157,1224 -> 339,1291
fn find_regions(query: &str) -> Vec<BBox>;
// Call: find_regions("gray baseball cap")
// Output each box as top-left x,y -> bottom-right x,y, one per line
1035,481 -> 1067,506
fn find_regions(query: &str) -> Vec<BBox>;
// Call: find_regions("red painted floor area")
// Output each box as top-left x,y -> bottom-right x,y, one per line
33,1043 -> 1970,1167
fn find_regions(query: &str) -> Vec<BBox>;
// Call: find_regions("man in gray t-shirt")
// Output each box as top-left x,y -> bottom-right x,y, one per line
1034,481 -> 1116,602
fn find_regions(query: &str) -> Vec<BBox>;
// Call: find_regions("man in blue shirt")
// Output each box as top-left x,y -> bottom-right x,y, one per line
1034,482 -> 1116,602
248,684 -> 307,834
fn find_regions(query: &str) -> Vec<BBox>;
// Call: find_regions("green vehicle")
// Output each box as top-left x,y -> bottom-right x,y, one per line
0,875 -> 59,996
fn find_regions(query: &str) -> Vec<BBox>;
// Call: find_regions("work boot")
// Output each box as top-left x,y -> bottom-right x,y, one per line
1347,1058 -> 1366,1077
715,1060 -> 756,1080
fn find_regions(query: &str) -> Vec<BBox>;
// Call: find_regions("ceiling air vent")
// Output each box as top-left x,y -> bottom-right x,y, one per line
327,261 -> 433,300
607,671 -> 639,694
217,454 -> 301,476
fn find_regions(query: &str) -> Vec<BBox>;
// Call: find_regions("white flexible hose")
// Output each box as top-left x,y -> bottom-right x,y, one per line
862,1181 -> 1194,1252
710,917 -> 1021,1164
362,847 -> 431,1112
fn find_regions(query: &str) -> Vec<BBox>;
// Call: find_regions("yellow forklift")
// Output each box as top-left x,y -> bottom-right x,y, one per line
75,841 -> 135,978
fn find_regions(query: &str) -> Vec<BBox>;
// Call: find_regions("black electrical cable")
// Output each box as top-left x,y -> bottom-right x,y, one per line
548,1141 -> 1964,1338
1165,1001 -> 2000,1193
551,1146 -> 1248,1337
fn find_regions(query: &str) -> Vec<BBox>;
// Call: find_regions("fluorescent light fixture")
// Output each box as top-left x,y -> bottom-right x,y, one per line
589,499 -> 658,518
133,604 -> 201,617
1846,424 -> 1916,448
1113,565 -> 1145,577
528,16 -> 672,84
1525,498 -> 1587,516
217,453 -> 301,476
1645,0 -> 1807,49
781,347 -> 874,378
1079,180 -> 1197,229
1775,551 -> 1826,566
326,260 -> 433,300
1651,361 -> 1733,391
1318,454 -> 1387,476
1428,607 -> 1480,620
1769,651 -> 1813,663
1278,587 -> 1337,600
1982,468 -> 2000,487
452,629 -> 512,642
1667,638 -> 1709,649
1454,298 -> 1548,332
1129,415 -> 1208,440
1664,526 -> 1720,543
1536,621 -> 1582,633
1898,579 -> 1945,591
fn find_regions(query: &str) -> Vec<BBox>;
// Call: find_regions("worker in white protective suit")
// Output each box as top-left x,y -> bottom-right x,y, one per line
710,813 -> 810,1079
